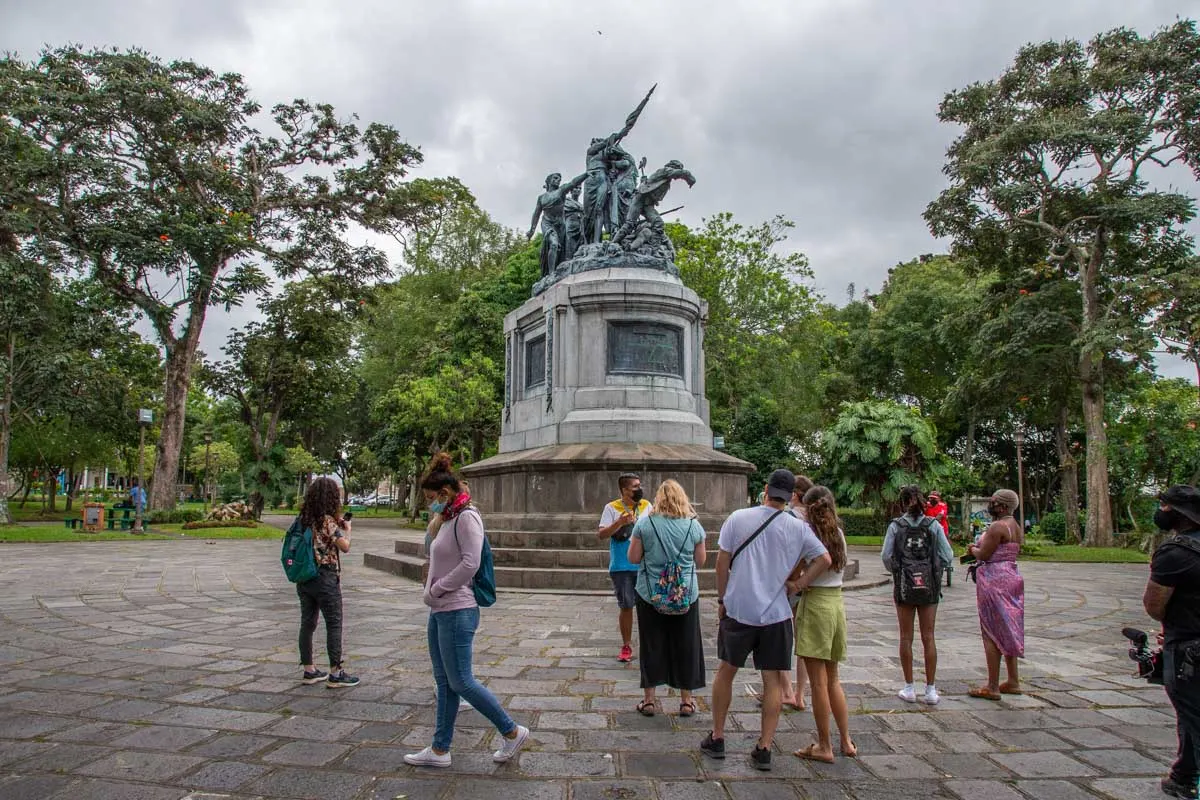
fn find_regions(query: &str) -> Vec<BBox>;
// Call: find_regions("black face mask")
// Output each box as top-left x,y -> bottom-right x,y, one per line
1154,508 -> 1182,532
631,488 -> 644,505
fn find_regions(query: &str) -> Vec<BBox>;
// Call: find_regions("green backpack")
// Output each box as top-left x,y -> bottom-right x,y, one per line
281,518 -> 319,583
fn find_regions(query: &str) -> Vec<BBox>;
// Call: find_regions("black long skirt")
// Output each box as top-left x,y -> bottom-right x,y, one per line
635,596 -> 706,690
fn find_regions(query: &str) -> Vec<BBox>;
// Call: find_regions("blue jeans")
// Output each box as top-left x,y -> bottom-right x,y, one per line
428,607 -> 515,751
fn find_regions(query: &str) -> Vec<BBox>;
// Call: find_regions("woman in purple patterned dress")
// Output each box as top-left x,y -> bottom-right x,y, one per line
967,489 -> 1025,700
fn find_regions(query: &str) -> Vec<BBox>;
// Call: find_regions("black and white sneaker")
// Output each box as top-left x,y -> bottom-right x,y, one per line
700,731 -> 725,759
327,670 -> 360,688
1162,776 -> 1200,800
301,669 -> 329,685
751,744 -> 772,771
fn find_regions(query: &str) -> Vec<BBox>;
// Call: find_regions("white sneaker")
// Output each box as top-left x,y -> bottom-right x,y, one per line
492,724 -> 530,763
403,746 -> 451,768
920,686 -> 940,706
898,685 -> 917,703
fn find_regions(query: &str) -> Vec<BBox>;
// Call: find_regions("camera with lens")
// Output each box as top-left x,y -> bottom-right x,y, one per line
1122,627 -> 1164,685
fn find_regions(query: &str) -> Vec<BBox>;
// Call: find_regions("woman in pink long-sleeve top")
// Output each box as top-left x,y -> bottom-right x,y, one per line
403,453 -> 529,769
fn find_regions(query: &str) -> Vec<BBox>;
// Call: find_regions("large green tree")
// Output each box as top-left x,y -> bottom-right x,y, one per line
1,46 -> 467,510
925,21 -> 1200,545
668,214 -> 829,461
820,399 -> 941,513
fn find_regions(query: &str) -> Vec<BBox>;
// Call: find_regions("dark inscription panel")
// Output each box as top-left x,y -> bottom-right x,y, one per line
525,335 -> 546,389
607,322 -> 684,377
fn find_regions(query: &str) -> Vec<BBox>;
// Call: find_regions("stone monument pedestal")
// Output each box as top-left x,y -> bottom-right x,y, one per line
459,264 -> 751,590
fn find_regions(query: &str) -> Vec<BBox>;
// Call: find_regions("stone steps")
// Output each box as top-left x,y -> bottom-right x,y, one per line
366,540 -> 862,592
407,529 -> 722,552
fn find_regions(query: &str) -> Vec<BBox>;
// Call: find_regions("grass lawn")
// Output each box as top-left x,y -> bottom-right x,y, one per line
846,535 -> 884,547
154,523 -> 282,540
0,522 -> 281,542
1023,545 -> 1148,564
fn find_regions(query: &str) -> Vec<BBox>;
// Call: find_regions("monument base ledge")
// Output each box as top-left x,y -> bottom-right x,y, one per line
462,442 -> 754,477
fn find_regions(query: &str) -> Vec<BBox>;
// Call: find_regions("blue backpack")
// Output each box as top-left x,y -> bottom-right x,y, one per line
281,518 -> 318,583
452,509 -> 496,607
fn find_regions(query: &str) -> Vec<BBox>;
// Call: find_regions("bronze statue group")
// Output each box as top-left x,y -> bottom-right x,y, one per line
527,85 -> 697,279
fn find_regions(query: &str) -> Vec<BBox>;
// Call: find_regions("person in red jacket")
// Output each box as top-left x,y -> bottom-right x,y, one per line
926,492 -> 949,538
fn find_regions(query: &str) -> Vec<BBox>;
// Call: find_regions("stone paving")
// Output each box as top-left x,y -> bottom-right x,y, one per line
0,521 -> 1176,800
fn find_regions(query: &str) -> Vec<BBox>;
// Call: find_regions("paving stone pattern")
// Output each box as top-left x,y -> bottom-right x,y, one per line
0,523 -> 1175,799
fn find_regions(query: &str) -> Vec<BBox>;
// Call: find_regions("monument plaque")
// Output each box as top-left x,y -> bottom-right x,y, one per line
524,335 -> 545,390
607,321 -> 684,377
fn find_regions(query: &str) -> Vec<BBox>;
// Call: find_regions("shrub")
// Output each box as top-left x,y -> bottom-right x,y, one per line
1037,511 -> 1085,544
837,507 -> 886,538
147,509 -> 204,524
182,520 -> 259,530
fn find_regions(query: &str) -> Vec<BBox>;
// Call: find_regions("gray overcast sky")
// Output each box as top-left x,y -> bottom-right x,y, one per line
2,0 -> 1197,378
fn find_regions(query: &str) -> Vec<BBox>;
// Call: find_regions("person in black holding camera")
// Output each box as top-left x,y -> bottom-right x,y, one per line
1144,485 -> 1200,799
598,473 -> 652,663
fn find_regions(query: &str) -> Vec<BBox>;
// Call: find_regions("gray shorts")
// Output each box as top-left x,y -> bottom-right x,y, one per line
610,571 -> 637,609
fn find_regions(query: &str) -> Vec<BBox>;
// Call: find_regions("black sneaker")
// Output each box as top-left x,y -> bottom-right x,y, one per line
301,669 -> 328,685
1163,776 -> 1200,799
751,744 -> 772,771
327,671 -> 360,688
699,731 -> 725,759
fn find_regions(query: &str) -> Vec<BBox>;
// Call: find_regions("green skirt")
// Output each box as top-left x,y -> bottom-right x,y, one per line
794,586 -> 847,662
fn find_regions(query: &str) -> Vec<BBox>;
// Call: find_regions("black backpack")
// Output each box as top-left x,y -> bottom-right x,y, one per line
891,516 -> 942,606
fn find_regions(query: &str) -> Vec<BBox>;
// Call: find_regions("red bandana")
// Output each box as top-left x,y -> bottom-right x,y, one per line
441,491 -> 472,521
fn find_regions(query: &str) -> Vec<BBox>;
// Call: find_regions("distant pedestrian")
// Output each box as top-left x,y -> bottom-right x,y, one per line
702,469 -> 831,772
882,485 -> 953,705
925,491 -> 949,539
792,485 -> 855,763
295,477 -> 359,688
627,479 -> 707,717
967,489 -> 1025,700
129,480 -> 146,514
597,472 -> 652,663
405,454 -> 528,768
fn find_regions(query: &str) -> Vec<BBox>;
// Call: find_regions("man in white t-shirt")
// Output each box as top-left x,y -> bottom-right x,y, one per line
701,469 -> 831,772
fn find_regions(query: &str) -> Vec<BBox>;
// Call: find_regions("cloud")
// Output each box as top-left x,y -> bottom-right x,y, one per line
2,0 -> 1195,378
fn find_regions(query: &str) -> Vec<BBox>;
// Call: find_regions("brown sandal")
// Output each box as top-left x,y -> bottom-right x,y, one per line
637,699 -> 657,717
679,700 -> 696,717
968,686 -> 1002,701
999,681 -> 1022,695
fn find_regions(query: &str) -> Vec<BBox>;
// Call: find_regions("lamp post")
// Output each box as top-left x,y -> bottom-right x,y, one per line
1015,428 -> 1026,533
203,430 -> 213,513
132,409 -> 152,534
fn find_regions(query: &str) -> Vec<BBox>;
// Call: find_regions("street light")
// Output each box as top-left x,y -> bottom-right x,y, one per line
203,430 -> 213,513
131,409 -> 152,534
1014,428 -> 1026,534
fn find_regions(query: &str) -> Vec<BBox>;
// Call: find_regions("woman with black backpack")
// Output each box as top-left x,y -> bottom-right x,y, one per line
404,453 -> 529,769
881,485 -> 954,706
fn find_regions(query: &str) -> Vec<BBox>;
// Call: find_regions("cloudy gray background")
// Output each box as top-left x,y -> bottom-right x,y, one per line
2,0 -> 1196,378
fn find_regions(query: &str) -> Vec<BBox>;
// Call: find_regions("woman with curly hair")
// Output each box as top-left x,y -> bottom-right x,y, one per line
404,453 -> 529,769
792,485 -> 854,762
295,476 -> 359,688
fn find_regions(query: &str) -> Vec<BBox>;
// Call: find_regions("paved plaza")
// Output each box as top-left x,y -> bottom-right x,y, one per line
0,520 -> 1176,800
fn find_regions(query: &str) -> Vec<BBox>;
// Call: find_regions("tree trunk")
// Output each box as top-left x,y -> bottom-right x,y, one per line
1079,237 -> 1114,547
961,410 -> 976,539
0,330 -> 13,524
45,472 -> 57,512
65,467 -> 76,512
1055,405 -> 1081,544
149,337 -> 202,511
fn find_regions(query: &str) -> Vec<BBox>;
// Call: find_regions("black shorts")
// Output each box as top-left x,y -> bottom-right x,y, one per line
610,571 -> 637,609
717,616 -> 793,671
